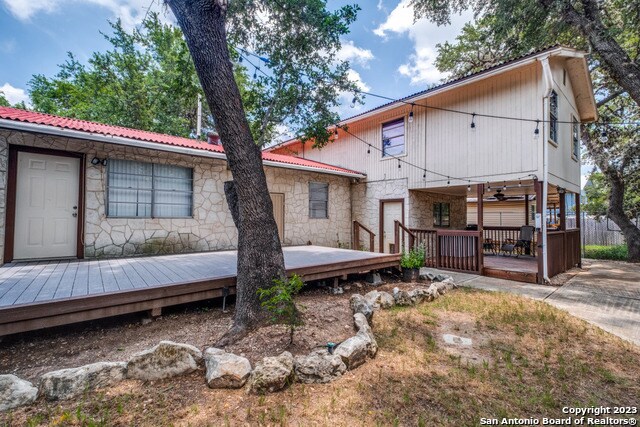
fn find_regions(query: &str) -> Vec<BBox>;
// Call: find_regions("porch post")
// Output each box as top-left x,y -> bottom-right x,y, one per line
576,193 -> 582,267
559,191 -> 566,231
477,184 -> 484,273
534,179 -> 544,284
524,195 -> 530,226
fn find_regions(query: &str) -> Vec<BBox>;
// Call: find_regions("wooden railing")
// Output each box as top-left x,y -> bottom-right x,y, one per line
548,229 -> 581,277
352,220 -> 375,252
483,226 -> 537,257
393,220 -> 415,254
436,230 -> 482,272
410,228 -> 437,267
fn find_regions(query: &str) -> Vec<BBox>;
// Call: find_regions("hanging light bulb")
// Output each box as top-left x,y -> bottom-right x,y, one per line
408,105 -> 414,123
334,127 -> 339,140
503,182 -> 507,191
350,96 -> 357,108
470,113 -> 476,131
518,181 -> 522,188
253,68 -> 258,79
599,129 -> 608,143
487,183 -> 491,191
398,160 -> 401,169
467,182 -> 471,192
447,177 -> 450,186
423,169 -> 426,179
534,120 -> 540,139
367,144 -> 371,154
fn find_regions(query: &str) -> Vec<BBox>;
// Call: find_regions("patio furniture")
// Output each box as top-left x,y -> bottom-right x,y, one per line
483,238 -> 498,254
500,226 -> 535,257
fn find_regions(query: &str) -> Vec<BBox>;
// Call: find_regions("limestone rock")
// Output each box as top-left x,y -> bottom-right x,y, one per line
294,349 -> 346,384
428,283 -> 440,299
408,288 -> 432,304
364,290 -> 381,309
334,334 -> 369,370
392,287 -> 412,306
39,362 -> 126,401
378,291 -> 395,308
434,273 -> 452,283
204,348 -> 251,389
354,313 -> 377,356
248,352 -> 295,394
435,282 -> 448,295
0,375 -> 38,411
127,341 -> 203,381
350,294 -> 373,323
365,272 -> 383,286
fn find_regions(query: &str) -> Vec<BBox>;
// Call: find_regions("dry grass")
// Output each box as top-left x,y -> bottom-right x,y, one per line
3,288 -> 639,427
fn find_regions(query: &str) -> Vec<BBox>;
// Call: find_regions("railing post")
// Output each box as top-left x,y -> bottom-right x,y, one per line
352,221 -> 359,250
477,184 -> 484,273
394,220 -> 400,254
370,232 -> 375,253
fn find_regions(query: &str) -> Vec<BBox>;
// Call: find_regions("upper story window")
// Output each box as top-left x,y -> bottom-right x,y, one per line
382,118 -> 405,157
549,90 -> 558,143
572,116 -> 580,159
309,182 -> 329,219
107,159 -> 193,218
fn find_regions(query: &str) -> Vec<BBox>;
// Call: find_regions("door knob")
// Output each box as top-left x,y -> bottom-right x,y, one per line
72,212 -> 78,217
73,206 -> 78,210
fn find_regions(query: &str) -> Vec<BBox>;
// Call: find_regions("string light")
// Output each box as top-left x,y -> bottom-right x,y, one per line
470,113 -> 476,130
503,182 -> 507,191
487,183 -> 492,191
398,159 -> 401,169
534,120 -> 540,139
408,104 -> 414,123
367,144 -> 371,154
467,182 -> 471,192
599,129 -> 608,143
518,181 -> 522,188
334,127 -> 339,140
351,96 -> 357,109
423,169 -> 427,179
447,176 -> 450,186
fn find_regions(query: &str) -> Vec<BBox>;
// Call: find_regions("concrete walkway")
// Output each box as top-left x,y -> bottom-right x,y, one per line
422,260 -> 640,347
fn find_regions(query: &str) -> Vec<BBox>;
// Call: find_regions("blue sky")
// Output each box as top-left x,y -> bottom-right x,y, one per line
0,0 -> 473,116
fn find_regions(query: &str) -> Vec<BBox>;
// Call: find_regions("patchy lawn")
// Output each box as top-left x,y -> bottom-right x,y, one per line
2,288 -> 640,426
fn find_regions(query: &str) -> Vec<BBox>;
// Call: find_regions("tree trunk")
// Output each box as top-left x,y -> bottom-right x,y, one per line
558,0 -> 640,107
166,0 -> 286,342
606,172 -> 640,262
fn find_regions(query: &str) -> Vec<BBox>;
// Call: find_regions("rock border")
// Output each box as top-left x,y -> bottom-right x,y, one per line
0,274 -> 457,409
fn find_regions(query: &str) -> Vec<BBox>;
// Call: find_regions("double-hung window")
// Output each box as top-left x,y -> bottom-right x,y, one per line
571,116 -> 580,159
107,159 -> 193,218
382,118 -> 405,157
549,90 -> 558,143
309,182 -> 329,219
433,203 -> 450,227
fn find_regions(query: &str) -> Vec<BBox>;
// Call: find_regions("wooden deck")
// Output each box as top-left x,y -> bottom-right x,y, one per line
483,255 -> 538,283
0,246 -> 400,336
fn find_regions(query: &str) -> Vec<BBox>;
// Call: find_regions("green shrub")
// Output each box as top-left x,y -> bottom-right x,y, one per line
400,245 -> 426,269
583,245 -> 628,261
257,274 -> 305,344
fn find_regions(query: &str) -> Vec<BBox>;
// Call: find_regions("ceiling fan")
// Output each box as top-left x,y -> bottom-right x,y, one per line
491,188 -> 520,201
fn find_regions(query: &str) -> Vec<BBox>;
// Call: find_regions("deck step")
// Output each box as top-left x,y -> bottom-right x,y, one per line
483,267 -> 538,284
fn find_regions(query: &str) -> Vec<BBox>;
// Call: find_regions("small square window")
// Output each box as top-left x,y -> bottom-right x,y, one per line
382,118 -> 405,157
309,182 -> 328,219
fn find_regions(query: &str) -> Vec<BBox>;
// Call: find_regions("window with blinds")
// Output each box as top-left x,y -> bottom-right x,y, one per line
107,159 -> 193,218
382,118 -> 405,157
309,182 -> 329,219
549,90 -> 558,143
433,202 -> 450,227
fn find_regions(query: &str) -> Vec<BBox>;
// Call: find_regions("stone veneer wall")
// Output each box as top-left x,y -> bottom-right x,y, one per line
0,130 -> 351,262
351,179 -> 467,252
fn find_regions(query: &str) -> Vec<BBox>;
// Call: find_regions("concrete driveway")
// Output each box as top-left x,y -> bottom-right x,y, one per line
423,260 -> 640,347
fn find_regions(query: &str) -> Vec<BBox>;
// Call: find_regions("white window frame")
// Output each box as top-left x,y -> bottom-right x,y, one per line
381,117 -> 406,158
549,90 -> 559,145
309,182 -> 329,219
571,116 -> 580,161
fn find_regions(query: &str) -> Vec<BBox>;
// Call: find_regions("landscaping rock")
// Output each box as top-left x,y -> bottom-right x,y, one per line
378,291 -> 395,308
350,294 -> 374,323
204,348 -> 251,389
127,341 -> 202,381
331,286 -> 344,295
294,349 -> 346,384
364,290 -> 394,310
248,351 -> 295,394
392,287 -> 412,306
435,282 -> 448,295
434,273 -> 452,282
428,283 -> 440,299
365,272 -> 383,286
336,313 -> 378,370
39,362 -> 126,401
0,375 -> 38,411
408,288 -> 432,304
419,272 -> 437,281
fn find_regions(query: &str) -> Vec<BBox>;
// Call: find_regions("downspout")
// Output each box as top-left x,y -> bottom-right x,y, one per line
539,56 -> 553,284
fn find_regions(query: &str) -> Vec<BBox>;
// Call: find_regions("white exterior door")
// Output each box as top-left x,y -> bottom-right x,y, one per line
13,152 -> 80,260
382,201 -> 402,253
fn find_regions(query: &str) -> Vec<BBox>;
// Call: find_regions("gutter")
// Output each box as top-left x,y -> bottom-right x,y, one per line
539,56 -> 553,284
0,119 -> 365,179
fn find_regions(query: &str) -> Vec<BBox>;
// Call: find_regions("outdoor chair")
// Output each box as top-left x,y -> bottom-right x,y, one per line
500,225 -> 535,257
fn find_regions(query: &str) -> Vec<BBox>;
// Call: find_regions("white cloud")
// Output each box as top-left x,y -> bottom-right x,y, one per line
335,40 -> 374,68
336,69 -> 371,118
374,0 -> 473,86
0,39 -> 17,53
2,0 -> 172,29
0,83 -> 30,105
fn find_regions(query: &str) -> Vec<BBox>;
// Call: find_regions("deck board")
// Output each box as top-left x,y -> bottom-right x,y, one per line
0,246 -> 401,336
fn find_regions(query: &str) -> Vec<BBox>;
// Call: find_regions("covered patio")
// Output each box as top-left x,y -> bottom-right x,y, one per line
394,179 -> 581,284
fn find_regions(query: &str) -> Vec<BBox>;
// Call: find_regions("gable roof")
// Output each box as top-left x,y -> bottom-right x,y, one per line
266,45 -> 597,152
0,106 -> 365,178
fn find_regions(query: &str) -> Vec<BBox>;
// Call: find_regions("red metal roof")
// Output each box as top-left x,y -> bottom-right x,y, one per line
0,106 -> 364,177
